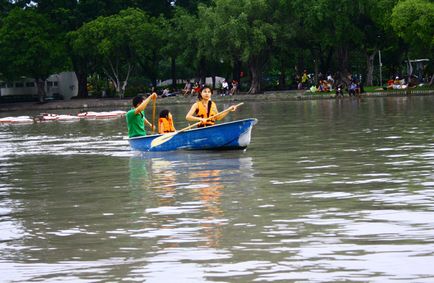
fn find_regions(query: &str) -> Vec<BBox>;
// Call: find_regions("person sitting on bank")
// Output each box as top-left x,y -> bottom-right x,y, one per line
192,82 -> 201,96
126,93 -> 157,138
186,87 -> 239,127
335,83 -> 344,98
348,81 -> 361,96
301,70 -> 309,88
158,109 -> 176,134
221,79 -> 229,96
230,79 -> 238,95
392,76 -> 408,89
182,80 -> 192,96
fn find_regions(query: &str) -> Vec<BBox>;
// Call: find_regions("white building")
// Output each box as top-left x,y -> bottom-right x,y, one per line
157,76 -> 226,88
0,71 -> 78,100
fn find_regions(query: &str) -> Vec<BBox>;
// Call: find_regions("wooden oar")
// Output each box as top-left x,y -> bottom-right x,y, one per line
151,96 -> 156,134
150,102 -> 244,148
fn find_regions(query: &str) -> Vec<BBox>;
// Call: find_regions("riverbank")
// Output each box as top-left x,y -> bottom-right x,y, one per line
1,89 -> 433,113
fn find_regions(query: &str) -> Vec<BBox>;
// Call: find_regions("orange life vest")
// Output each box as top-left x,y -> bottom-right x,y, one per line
195,101 -> 217,127
158,117 -> 175,134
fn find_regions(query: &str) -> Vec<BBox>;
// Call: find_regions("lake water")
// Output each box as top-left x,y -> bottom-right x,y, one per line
1,96 -> 434,282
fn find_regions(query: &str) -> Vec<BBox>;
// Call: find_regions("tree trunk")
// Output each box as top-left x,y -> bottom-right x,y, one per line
323,47 -> 334,75
248,59 -> 262,94
151,77 -> 157,88
71,57 -> 89,98
212,76 -> 216,89
75,71 -> 88,98
35,79 -> 46,103
311,46 -> 321,83
112,79 -> 121,97
171,56 -> 177,90
121,80 -> 128,99
197,57 -> 206,86
232,58 -> 242,82
336,45 -> 351,85
278,66 -> 286,90
365,51 -> 376,86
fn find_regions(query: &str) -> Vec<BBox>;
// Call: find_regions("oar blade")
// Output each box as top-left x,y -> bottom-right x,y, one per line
150,132 -> 177,148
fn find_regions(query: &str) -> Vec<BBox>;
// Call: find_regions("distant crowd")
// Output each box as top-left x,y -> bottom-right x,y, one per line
151,78 -> 239,99
150,70 -> 429,99
296,70 -> 364,97
296,69 -> 426,98
181,79 -> 239,97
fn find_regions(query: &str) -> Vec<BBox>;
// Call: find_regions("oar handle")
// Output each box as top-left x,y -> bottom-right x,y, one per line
151,96 -> 156,134
179,102 -> 244,133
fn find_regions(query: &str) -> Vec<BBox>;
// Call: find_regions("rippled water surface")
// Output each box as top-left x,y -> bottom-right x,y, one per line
1,96 -> 434,282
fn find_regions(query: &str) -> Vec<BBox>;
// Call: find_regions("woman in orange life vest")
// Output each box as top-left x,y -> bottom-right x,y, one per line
185,86 -> 239,127
158,109 -> 176,134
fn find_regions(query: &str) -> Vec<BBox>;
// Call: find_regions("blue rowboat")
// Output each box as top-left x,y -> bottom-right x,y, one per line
128,118 -> 257,152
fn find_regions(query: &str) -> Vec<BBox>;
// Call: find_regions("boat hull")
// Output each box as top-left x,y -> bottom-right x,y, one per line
128,118 -> 257,152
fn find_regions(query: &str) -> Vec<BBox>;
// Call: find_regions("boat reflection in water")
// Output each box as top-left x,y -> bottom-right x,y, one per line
128,151 -> 254,251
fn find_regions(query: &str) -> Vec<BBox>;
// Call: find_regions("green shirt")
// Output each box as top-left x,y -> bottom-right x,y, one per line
126,108 -> 146,138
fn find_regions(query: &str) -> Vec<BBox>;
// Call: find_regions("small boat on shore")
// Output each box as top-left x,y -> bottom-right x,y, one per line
77,110 -> 126,119
34,113 -> 81,122
128,118 -> 257,152
0,116 -> 34,124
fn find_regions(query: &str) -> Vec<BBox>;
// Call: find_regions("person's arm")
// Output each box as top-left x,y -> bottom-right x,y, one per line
134,92 -> 157,114
214,104 -> 239,120
158,119 -> 164,134
186,103 -> 205,123
144,118 -> 154,130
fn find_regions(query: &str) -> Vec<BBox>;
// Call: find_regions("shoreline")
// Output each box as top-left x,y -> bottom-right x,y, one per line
1,89 -> 433,113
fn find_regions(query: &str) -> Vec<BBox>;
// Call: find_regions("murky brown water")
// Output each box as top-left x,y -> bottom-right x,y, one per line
1,96 -> 434,282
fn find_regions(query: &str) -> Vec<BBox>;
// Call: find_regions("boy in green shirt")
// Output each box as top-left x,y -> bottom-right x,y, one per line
126,93 -> 157,138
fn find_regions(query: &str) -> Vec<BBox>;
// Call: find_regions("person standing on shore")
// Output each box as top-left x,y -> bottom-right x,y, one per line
221,79 -> 229,96
185,87 -> 238,127
301,70 -> 309,88
126,93 -> 157,138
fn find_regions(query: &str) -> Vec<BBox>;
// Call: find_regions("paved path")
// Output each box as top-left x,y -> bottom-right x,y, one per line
1,89 -> 433,113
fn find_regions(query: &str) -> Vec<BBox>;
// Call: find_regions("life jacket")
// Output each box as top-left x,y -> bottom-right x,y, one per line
195,101 -> 217,127
158,117 -> 175,134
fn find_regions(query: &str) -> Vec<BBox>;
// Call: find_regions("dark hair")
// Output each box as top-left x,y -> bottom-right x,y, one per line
198,87 -> 212,100
159,109 -> 170,118
132,95 -> 144,107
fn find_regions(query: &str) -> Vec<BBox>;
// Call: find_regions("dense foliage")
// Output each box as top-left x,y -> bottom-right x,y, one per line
0,0 -> 433,97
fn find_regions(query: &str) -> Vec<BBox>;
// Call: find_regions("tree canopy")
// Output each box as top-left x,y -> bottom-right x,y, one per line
0,0 -> 432,97
0,7 -> 67,100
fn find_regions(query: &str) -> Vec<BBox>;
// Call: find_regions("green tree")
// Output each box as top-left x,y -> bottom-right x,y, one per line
69,8 -> 157,97
198,0 -> 278,94
391,0 -> 434,54
166,7 -> 202,83
174,0 -> 212,12
391,0 -> 434,85
0,8 -> 67,102
134,15 -> 165,88
159,12 -> 190,89
358,0 -> 399,86
0,0 -> 13,17
291,0 -> 369,84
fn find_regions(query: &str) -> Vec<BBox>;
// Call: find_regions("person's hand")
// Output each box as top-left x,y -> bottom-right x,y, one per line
199,117 -> 208,124
151,92 -> 157,100
230,105 -> 237,111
